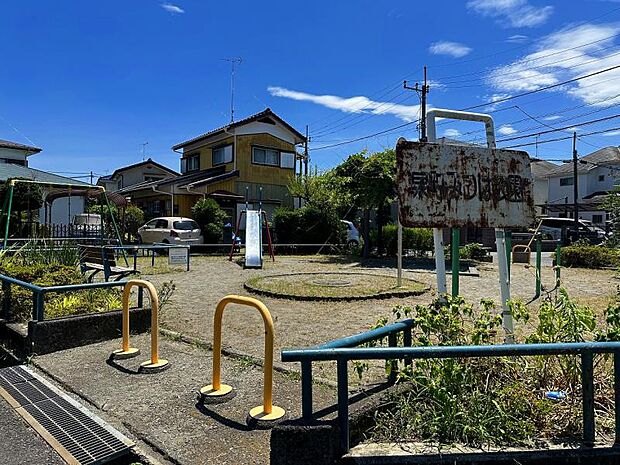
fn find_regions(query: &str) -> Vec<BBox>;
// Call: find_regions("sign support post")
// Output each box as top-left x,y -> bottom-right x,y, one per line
399,109 -> 533,342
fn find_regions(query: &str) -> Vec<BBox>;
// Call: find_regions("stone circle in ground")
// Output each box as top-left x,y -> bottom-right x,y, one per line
244,272 -> 428,301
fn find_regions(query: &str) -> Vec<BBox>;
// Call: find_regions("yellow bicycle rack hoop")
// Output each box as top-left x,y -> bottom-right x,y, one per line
200,295 -> 285,423
110,279 -> 169,373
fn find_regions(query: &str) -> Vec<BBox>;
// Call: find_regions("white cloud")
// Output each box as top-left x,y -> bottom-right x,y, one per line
443,129 -> 461,138
498,124 -> 518,135
467,0 -> 553,28
543,115 -> 562,121
161,3 -> 184,14
267,86 -> 421,122
602,130 -> 620,136
429,41 -> 472,58
487,23 -> 620,106
506,34 -> 529,43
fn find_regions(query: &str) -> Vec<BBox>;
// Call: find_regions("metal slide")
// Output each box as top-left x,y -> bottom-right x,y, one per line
245,210 -> 263,268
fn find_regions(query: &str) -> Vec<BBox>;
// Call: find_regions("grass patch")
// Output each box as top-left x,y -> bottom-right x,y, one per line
246,272 -> 427,299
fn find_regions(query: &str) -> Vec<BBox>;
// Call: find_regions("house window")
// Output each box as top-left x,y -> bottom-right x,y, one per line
252,147 -> 280,166
280,152 -> 295,169
599,174 -> 605,182
181,153 -> 200,173
559,177 -> 574,186
212,144 -> 233,166
144,175 -> 164,182
592,214 -> 604,224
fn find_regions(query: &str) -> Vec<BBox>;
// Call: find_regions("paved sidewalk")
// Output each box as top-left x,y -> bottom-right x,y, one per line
33,334 -> 337,465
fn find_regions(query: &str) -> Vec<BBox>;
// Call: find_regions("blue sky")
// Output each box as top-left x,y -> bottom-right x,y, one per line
3,0 -> 620,181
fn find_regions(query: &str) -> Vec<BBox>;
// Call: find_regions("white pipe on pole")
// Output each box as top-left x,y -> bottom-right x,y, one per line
426,108 -> 512,339
397,212 -> 403,288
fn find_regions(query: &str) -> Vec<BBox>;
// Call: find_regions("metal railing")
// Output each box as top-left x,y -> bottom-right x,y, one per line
0,274 -> 131,321
282,325 -> 620,455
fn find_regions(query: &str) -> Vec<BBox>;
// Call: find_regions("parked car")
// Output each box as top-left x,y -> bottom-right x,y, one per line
341,220 -> 360,246
137,217 -> 203,245
71,213 -> 102,237
538,217 -> 607,244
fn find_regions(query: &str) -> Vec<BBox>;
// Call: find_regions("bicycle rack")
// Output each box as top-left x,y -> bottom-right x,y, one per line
110,279 -> 169,373
200,295 -> 285,423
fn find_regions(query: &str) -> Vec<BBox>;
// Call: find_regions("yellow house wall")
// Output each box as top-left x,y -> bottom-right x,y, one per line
182,133 -> 296,207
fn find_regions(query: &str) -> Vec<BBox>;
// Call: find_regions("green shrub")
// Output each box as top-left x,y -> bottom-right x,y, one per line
0,262 -> 83,322
459,243 -> 489,260
273,205 -> 345,244
560,245 -> 619,268
123,205 -> 145,241
378,225 -> 433,256
191,198 -> 227,243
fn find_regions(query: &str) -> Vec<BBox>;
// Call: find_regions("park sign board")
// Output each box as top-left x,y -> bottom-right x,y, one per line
168,247 -> 188,266
396,140 -> 535,228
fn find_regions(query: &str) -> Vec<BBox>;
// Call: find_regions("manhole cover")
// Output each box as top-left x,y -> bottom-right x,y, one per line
311,279 -> 352,287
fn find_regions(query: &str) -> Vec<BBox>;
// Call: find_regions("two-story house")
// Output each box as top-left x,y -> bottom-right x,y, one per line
545,146 -> 620,225
117,109 -> 306,223
96,158 -> 178,192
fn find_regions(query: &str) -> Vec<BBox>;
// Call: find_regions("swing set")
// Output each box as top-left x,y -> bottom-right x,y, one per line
0,178 -> 125,255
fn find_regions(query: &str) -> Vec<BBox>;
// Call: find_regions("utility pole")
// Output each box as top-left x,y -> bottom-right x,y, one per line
223,57 -> 243,123
89,171 -> 94,186
304,125 -> 309,176
404,66 -> 430,141
572,131 -> 579,227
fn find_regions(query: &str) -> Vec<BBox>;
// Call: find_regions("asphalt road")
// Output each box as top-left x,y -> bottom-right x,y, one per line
0,398 -> 64,465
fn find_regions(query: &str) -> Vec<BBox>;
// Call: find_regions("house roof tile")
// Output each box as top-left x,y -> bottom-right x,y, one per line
171,108 -> 306,151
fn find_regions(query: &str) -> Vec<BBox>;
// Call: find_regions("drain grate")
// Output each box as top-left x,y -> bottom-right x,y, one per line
0,365 -> 34,384
0,366 -> 133,464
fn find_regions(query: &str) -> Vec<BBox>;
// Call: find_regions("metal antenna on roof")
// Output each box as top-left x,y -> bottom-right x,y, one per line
222,57 -> 243,123
141,141 -> 149,161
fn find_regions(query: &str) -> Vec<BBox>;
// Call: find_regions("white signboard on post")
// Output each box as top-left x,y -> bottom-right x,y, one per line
396,140 -> 535,229
168,247 -> 188,266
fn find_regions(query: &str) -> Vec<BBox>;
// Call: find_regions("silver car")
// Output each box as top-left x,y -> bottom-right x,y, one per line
137,217 -> 203,245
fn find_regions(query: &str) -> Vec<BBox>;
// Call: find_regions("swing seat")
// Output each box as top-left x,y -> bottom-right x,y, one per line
511,245 -> 531,264
78,245 -> 138,282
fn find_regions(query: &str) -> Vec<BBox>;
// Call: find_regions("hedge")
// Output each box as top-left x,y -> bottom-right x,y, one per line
560,245 -> 620,269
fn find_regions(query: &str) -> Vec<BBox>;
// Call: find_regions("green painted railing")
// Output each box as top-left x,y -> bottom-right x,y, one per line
283,328 -> 620,455
0,274 -> 129,321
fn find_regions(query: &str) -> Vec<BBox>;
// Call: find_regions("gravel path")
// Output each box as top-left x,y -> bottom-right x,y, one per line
144,255 -> 618,366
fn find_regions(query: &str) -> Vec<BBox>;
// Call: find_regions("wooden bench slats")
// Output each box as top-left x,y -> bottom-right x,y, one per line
78,245 -> 138,282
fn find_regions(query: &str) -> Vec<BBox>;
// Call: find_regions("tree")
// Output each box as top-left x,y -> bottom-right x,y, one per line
334,149 -> 396,257
603,187 -> 620,246
191,198 -> 227,243
123,205 -> 145,241
0,181 -> 44,235
287,169 -> 353,216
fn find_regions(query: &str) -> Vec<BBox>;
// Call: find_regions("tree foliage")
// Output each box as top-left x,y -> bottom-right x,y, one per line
191,198 -> 227,243
272,205 -> 345,244
603,187 -> 620,246
0,181 -> 43,211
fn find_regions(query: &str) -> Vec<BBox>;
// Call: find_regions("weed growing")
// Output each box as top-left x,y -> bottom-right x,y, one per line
360,290 -> 620,448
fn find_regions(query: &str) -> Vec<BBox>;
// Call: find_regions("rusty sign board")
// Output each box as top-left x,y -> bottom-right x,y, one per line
396,140 -> 535,228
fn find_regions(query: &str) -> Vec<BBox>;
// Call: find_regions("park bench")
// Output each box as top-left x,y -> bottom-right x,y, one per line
78,245 -> 138,282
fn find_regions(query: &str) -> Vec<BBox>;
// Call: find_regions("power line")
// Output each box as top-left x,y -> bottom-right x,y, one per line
438,35 -> 620,86
503,125 -> 620,148
497,112 -> 620,143
312,64 -> 620,151
463,63 -> 620,111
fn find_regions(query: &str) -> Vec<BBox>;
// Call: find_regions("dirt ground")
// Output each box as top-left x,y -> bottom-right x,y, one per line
143,254 -> 618,378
